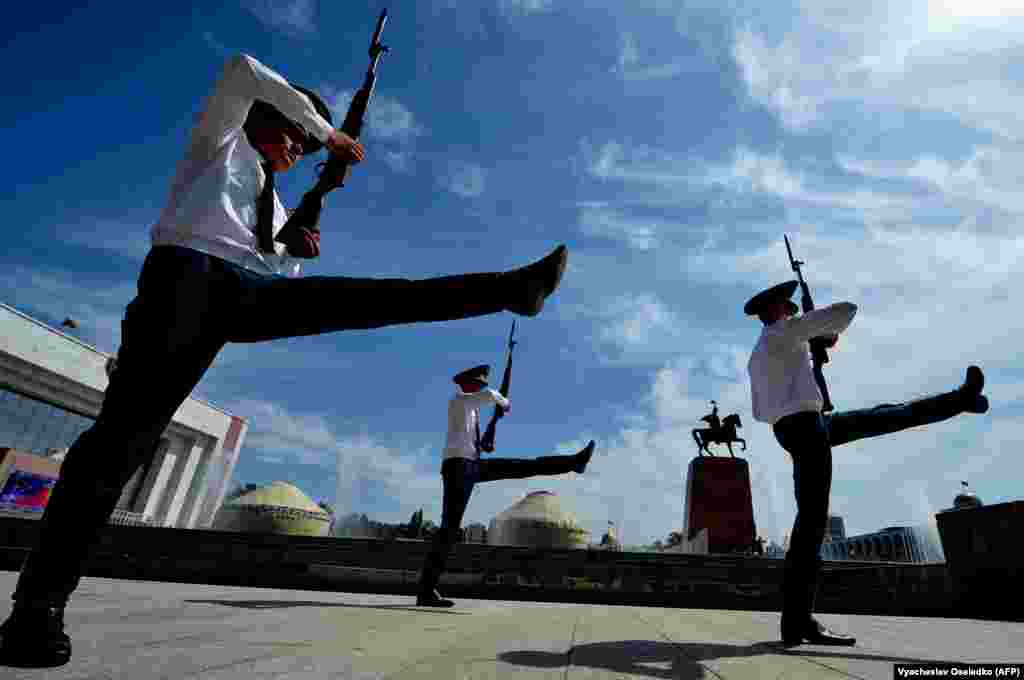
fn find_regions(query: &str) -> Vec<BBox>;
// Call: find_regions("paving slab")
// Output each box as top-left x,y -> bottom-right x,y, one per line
0,572 -> 1020,679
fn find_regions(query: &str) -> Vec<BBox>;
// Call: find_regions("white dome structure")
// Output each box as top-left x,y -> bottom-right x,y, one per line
213,481 -> 331,536
488,491 -> 590,548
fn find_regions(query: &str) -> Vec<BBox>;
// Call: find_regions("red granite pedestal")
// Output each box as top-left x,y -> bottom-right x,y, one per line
683,456 -> 756,554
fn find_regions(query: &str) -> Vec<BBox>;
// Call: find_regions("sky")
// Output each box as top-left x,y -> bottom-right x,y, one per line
4,0 -> 1024,548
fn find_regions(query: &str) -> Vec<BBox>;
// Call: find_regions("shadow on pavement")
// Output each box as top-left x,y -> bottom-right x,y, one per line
183,599 -> 470,615
501,640 -> 954,679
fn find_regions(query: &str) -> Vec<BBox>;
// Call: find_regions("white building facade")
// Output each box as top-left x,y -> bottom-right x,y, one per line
0,302 -> 247,528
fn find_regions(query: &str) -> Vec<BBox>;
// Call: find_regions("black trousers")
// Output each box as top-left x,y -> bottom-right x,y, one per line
772,389 -> 970,628
13,245 -> 517,606
417,454 -> 579,596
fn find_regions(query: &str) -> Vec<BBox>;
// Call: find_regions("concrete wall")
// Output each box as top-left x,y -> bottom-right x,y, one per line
936,501 -> 1023,620
0,516 -> 999,620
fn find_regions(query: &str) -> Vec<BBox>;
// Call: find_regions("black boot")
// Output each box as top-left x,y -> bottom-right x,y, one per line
534,447 -> 591,476
0,603 -> 71,668
959,365 -> 988,414
573,440 -> 596,473
895,368 -> 987,425
416,535 -> 455,607
800,619 -> 857,646
500,245 -> 568,317
780,558 -> 819,647
416,590 -> 454,608
781,560 -> 856,647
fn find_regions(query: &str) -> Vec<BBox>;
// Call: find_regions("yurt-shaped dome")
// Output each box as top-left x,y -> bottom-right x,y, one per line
488,490 -> 590,548
953,491 -> 983,510
213,481 -> 331,536
953,482 -> 983,510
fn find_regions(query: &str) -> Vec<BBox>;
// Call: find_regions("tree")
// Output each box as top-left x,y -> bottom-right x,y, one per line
407,509 -> 424,538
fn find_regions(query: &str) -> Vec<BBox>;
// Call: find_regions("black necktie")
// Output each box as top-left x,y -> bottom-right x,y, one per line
256,162 -> 277,254
474,416 -> 482,453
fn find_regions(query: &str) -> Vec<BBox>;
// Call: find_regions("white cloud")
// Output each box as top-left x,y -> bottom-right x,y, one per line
581,139 -> 693,186
840,146 -> 1024,219
241,0 -> 318,38
226,398 -> 442,521
63,219 -> 151,261
326,90 -> 424,142
612,32 -> 690,81
3,267 -> 135,354
442,162 -> 488,198
927,0 -> 1024,24
382,151 -> 413,173
568,292 -> 690,365
732,1 -> 1024,140
579,205 -> 659,250
497,0 -> 553,14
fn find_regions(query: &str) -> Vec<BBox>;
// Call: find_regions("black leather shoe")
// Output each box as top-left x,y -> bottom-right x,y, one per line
416,590 -> 454,608
573,440 -> 596,473
0,605 -> 72,668
781,618 -> 856,647
503,245 -> 568,317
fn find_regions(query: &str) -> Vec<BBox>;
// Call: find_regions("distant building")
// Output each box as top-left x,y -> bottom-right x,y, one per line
464,522 -> 487,544
821,525 -> 944,563
947,483 -> 983,511
0,302 -> 247,529
598,522 -> 621,551
212,481 -> 331,536
825,515 -> 846,542
488,491 -> 590,548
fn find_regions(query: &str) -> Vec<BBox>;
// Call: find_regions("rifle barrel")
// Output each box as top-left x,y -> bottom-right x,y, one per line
373,10 -> 388,44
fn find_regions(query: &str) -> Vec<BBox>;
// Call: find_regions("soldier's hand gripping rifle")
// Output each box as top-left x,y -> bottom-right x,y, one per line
274,9 -> 390,257
784,235 -> 835,413
479,321 -> 517,454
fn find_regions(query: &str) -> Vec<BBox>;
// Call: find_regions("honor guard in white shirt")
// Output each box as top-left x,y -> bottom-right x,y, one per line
0,53 -> 570,669
416,364 -> 596,608
745,281 -> 988,648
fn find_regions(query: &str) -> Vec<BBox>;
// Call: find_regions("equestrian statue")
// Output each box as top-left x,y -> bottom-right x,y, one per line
692,401 -> 747,457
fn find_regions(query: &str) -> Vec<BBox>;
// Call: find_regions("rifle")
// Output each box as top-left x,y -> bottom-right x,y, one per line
276,9 -> 390,248
784,234 -> 834,413
479,321 -> 517,453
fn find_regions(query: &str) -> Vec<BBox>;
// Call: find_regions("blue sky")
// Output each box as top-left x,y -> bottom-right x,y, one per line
5,0 -> 1024,548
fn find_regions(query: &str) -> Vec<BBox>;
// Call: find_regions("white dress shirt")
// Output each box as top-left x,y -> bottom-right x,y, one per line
442,388 -> 511,462
151,54 -> 335,276
747,302 -> 858,425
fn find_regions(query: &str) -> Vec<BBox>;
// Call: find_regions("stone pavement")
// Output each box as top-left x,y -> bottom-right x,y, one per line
1,573 -> 1021,679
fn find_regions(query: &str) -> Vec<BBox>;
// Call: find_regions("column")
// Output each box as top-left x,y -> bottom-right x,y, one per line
137,437 -> 178,525
162,436 -> 206,527
177,441 -> 213,529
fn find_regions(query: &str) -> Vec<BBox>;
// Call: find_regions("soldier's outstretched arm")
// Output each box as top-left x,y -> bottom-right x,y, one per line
195,54 -> 334,155
464,388 -> 510,412
781,302 -> 858,344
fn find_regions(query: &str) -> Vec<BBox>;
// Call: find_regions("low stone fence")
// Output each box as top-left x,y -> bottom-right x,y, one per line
0,516 -> 1003,619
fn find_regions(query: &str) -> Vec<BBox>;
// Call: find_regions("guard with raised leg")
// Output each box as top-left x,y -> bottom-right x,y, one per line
416,363 -> 596,608
745,277 -> 989,648
0,19 -> 570,668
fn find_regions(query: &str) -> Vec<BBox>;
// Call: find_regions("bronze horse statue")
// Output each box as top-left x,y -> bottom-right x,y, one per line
692,412 -> 746,457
